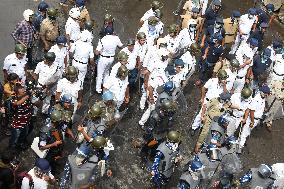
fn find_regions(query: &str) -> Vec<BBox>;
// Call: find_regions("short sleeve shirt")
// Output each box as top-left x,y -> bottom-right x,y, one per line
140,9 -> 155,22
3,53 -> 27,79
239,14 -> 257,35
70,40 -> 94,63
103,77 -> 128,102
34,61 -> 60,85
56,78 -> 82,103
96,35 -> 123,56
65,17 -> 81,41
49,45 -> 68,69
204,78 -> 224,101
247,93 -> 265,118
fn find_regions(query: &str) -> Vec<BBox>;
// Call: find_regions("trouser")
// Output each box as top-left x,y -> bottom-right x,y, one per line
199,61 -> 215,83
233,77 -> 245,93
26,46 -> 34,70
264,95 -> 283,125
139,103 -> 156,126
230,33 -> 249,54
238,117 -> 260,149
192,109 -> 202,130
9,126 -> 29,148
96,56 -> 114,92
196,115 -> 213,145
72,60 -> 88,84
139,85 -> 147,110
226,116 -> 242,137
129,68 -> 138,87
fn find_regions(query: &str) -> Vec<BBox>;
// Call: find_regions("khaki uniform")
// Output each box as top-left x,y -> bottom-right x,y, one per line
79,8 -> 91,28
96,101 -> 116,127
264,80 -> 284,126
197,98 -> 229,145
213,58 -> 231,73
40,18 -> 59,50
181,14 -> 203,30
223,18 -> 239,44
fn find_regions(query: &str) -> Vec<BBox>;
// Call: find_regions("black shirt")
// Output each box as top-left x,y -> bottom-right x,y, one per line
207,45 -> 224,64
0,166 -> 14,189
249,29 -> 264,50
252,55 -> 271,76
204,8 -> 220,28
205,25 -> 225,45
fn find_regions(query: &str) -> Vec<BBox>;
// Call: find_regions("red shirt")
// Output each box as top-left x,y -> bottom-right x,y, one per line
11,96 -> 33,128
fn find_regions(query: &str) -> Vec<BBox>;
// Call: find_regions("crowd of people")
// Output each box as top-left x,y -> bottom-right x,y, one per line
0,0 -> 283,188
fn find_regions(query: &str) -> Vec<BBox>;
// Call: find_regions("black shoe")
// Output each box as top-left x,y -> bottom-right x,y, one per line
190,129 -> 196,136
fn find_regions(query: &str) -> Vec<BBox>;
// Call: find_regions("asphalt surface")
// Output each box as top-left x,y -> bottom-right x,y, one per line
0,0 -> 283,189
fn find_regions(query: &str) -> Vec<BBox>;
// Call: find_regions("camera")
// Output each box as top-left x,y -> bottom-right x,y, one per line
10,158 -> 20,169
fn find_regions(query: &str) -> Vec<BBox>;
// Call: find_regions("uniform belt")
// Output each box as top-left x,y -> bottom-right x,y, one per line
273,70 -> 284,76
236,76 -> 244,79
74,58 -> 87,64
70,40 -> 75,43
232,114 -> 241,118
101,55 -> 115,58
254,117 -> 261,120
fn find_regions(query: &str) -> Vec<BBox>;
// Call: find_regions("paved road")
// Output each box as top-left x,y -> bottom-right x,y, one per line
0,0 -> 283,189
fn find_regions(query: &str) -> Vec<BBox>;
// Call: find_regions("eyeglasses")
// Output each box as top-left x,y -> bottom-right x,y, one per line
176,66 -> 184,69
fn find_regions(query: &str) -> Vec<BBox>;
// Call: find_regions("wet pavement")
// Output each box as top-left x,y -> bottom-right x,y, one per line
0,0 -> 283,189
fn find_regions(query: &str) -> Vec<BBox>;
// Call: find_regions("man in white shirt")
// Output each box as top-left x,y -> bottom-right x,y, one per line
164,24 -> 180,54
230,8 -> 258,54
21,158 -> 55,189
140,0 -> 163,25
238,85 -> 270,153
65,8 -> 81,45
3,44 -> 27,83
70,30 -> 95,83
95,26 -> 123,93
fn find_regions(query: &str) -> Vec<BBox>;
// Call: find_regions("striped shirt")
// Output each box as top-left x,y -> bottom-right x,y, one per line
11,96 -> 33,128
11,20 -> 35,47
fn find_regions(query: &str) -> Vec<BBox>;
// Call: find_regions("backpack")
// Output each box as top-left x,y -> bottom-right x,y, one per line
15,171 -> 34,189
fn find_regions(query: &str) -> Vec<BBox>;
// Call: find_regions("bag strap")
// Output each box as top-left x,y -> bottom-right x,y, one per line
24,173 -> 34,189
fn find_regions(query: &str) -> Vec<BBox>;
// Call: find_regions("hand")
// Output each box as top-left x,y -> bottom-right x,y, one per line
202,55 -> 206,60
53,140 -> 62,147
77,125 -> 84,132
201,115 -> 205,123
249,122 -> 254,128
0,107 -> 5,114
106,170 -> 112,177
44,43 -> 49,51
200,43 -> 204,48
151,171 -> 155,176
43,175 -> 51,181
149,98 -> 154,104
241,119 -> 246,125
124,96 -> 130,104
199,98 -> 204,105
77,101 -> 82,109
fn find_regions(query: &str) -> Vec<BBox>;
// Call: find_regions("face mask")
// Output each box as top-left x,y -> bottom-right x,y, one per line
149,25 -> 156,31
248,14 -> 254,19
214,23 -> 222,30
189,25 -> 196,32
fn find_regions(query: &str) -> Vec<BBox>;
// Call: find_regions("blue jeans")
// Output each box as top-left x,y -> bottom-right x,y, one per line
9,126 -> 29,148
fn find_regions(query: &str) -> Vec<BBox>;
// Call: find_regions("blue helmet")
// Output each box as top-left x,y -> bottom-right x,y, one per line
266,4 -> 274,12
248,8 -> 257,15
102,90 -> 114,101
38,1 -> 49,12
250,38 -> 259,47
174,59 -> 185,67
56,36 -> 67,45
218,114 -> 229,127
225,135 -> 237,148
35,158 -> 51,173
75,0 -> 85,7
164,81 -> 175,93
60,94 -> 73,104
232,10 -> 241,18
190,160 -> 203,172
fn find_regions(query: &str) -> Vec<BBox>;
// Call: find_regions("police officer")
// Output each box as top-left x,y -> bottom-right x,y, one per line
3,44 -> 27,82
95,26 -> 123,93
256,4 -> 275,28
223,10 -> 241,44
230,8 -> 258,54
39,109 -> 64,175
65,8 -> 81,45
238,85 -> 270,153
99,13 -> 115,38
74,0 -> 91,26
237,164 -> 275,188
248,22 -> 269,51
164,24 -> 180,54
40,7 -> 60,51
203,0 -> 221,28
175,19 -> 197,51
133,32 -> 148,69
49,36 -> 68,78
151,131 -> 182,188
56,66 -> 83,114
140,0 -> 163,26
59,135 -> 113,189
178,159 -> 204,189
33,1 -> 49,32
70,30 -> 95,83
109,51 -> 129,78
82,20 -> 95,45
167,59 -> 186,88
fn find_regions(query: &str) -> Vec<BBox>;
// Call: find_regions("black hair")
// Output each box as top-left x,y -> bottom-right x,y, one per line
7,73 -> 19,82
14,83 -> 24,94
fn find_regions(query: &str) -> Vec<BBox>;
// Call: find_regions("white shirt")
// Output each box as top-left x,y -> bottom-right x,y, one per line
239,14 -> 257,35
181,51 -> 196,77
49,44 -> 68,70
109,62 -> 130,79
225,68 -> 237,91
104,77 -> 128,102
121,47 -> 136,70
138,21 -> 164,47
81,29 -> 94,44
236,43 -> 254,77
149,71 -> 167,98
176,28 -> 196,49
142,45 -> 159,68
96,35 -> 123,56
248,92 -> 265,119
140,8 -> 155,22
169,71 -> 184,88
231,92 -> 252,118
21,168 -> 54,189
270,54 -> 284,81
65,17 -> 81,42
204,78 -> 224,102
3,53 -> 27,79
70,40 -> 94,63
133,41 -> 149,64
56,78 -> 82,103
164,34 -> 179,54
34,62 -> 60,85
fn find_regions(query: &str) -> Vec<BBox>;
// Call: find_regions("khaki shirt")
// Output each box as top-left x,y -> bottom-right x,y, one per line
206,98 -> 223,120
180,14 -> 203,30
271,80 -> 284,100
79,8 -> 91,22
40,18 -> 59,42
223,18 -> 239,44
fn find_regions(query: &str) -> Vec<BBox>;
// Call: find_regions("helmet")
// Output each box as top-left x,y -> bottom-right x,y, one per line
117,51 -> 129,62
161,99 -> 176,112
167,130 -> 181,143
174,58 -> 185,67
15,44 -> 27,54
23,9 -> 34,22
65,66 -> 78,82
230,58 -> 240,68
217,70 -> 228,80
105,26 -> 114,35
219,92 -> 231,102
192,7 -> 199,13
188,19 -> 197,28
154,9 -> 162,19
38,1 -> 49,12
69,8 -> 80,19
164,81 -> 175,93
218,114 -> 229,127
91,136 -> 107,149
250,38 -> 259,47
50,109 -> 62,123
102,90 -> 114,101
224,135 -> 237,149
117,65 -> 129,79
258,164 -> 272,178
248,8 -> 257,15
35,158 -> 51,173
206,144 -> 221,161
151,0 -> 163,10
84,20 -> 94,31
148,16 -> 159,26
157,38 -> 167,48
215,17 -> 224,24
75,0 -> 85,7
232,10 -> 241,18
190,160 -> 203,172
263,48 -> 271,58
260,22 -> 269,28
56,36 -> 67,45
168,24 -> 179,34
47,8 -> 58,19
127,38 -> 135,46
137,32 -> 146,40
88,104 -> 102,118
104,13 -> 114,22
44,52 -> 56,62
266,4 -> 274,12
212,0 -> 221,6
190,43 -> 201,55
60,94 -> 73,104
241,87 -> 252,99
